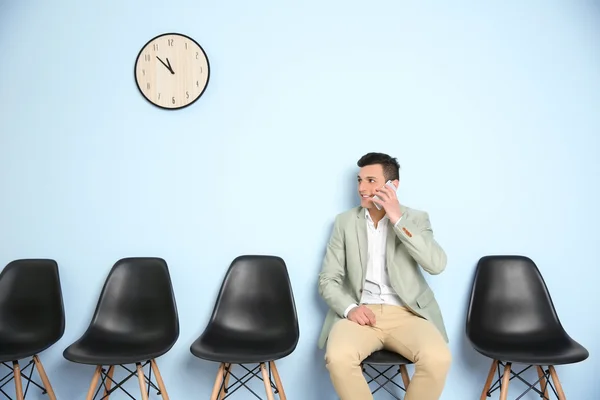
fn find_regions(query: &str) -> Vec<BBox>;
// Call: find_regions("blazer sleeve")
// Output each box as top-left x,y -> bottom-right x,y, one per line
393,210 -> 447,275
318,215 -> 358,317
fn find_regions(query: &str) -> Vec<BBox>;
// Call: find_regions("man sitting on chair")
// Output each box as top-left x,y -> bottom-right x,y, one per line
317,152 -> 451,400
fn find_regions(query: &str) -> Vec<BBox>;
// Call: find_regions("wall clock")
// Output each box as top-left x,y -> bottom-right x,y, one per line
134,33 -> 210,110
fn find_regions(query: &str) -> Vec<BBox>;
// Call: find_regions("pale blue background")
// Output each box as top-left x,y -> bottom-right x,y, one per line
1,1 -> 599,399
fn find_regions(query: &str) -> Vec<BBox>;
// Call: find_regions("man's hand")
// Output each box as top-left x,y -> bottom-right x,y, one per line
348,305 -> 377,326
371,184 -> 402,224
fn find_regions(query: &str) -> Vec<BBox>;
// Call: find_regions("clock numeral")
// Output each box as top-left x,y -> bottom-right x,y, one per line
168,39 -> 174,46
144,54 -> 150,61
196,80 -> 199,87
146,83 -> 150,90
185,42 -> 188,50
172,97 -> 176,104
142,69 -> 146,76
200,67 -> 203,73
196,52 -> 199,59
158,93 -> 161,99
186,91 -> 189,99
153,44 -> 159,51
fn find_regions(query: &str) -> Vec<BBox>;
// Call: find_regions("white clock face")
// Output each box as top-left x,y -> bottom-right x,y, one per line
134,33 -> 210,110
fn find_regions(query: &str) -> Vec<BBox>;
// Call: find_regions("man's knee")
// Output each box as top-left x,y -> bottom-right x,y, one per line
324,320 -> 380,374
416,345 -> 452,376
325,342 -> 364,374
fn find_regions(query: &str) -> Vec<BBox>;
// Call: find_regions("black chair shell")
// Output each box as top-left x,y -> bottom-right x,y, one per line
64,257 -> 179,365
191,255 -> 299,364
0,259 -> 65,363
191,255 -> 299,400
466,255 -> 588,365
0,258 -> 65,399
466,255 -> 588,400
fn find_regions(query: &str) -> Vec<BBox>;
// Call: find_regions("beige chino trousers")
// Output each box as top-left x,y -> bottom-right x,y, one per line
325,304 -> 451,400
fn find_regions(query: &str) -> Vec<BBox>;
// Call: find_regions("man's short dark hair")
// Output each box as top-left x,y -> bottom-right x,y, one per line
357,152 -> 400,181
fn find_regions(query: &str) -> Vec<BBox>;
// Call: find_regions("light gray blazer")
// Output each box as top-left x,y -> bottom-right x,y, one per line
317,205 -> 449,349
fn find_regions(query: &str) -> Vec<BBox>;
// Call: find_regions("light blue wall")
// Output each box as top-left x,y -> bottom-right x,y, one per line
1,1 -> 599,399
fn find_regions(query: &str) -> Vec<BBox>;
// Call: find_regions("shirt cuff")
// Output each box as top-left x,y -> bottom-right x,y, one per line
343,303 -> 359,318
393,214 -> 404,228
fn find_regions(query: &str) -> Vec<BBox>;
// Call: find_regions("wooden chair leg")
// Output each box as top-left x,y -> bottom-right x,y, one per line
102,366 -> 115,399
260,363 -> 276,400
269,361 -> 287,400
537,366 -> 549,399
86,366 -> 102,400
136,363 -> 149,400
219,363 -> 231,400
480,360 -> 498,400
150,359 -> 170,400
399,365 -> 411,389
210,363 -> 226,400
499,362 -> 511,400
12,361 -> 24,400
549,366 -> 567,400
32,356 -> 57,400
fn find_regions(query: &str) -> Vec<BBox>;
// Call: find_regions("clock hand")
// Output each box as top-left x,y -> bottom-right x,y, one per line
156,56 -> 175,74
156,56 -> 169,70
166,58 -> 175,74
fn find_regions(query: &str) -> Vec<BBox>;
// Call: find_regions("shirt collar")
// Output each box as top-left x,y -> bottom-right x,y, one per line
365,208 -> 389,222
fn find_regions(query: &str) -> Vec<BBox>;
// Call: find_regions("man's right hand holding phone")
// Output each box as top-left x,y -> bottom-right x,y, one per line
347,305 -> 377,326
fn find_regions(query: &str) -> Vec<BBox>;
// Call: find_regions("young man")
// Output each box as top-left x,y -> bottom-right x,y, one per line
317,152 -> 451,400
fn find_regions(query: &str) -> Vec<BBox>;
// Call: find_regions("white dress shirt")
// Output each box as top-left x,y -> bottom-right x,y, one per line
343,209 -> 405,317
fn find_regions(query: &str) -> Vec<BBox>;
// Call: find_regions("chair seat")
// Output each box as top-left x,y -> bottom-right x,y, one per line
191,329 -> 296,364
362,350 -> 412,366
471,335 -> 589,365
0,334 -> 55,363
63,330 -> 176,365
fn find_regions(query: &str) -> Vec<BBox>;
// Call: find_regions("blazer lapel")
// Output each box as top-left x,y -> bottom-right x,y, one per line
386,205 -> 407,273
386,220 -> 397,268
356,209 -> 368,281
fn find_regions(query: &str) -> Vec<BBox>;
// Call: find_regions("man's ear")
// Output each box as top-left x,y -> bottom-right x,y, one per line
393,179 -> 400,190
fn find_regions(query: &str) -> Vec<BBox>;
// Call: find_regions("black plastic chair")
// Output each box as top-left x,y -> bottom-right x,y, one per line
466,255 -> 588,400
190,255 -> 299,400
63,257 -> 179,400
0,259 -> 65,400
361,350 -> 412,400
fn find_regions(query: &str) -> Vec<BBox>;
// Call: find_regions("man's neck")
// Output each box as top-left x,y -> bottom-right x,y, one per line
367,207 -> 387,228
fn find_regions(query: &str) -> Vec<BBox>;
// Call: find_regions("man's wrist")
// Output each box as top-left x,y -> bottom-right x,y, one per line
343,303 -> 359,318
392,214 -> 404,227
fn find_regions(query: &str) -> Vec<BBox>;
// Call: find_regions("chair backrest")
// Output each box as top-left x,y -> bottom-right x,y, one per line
0,259 -> 65,345
86,257 -> 179,343
206,255 -> 299,344
466,255 -> 565,343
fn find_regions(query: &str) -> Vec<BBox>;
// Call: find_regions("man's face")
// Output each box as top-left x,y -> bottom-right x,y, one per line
358,164 -> 394,209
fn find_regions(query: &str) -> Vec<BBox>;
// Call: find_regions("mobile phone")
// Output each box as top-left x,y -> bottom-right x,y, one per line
373,180 -> 396,210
